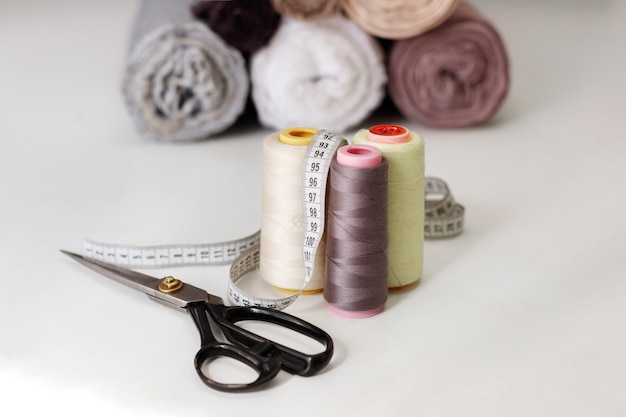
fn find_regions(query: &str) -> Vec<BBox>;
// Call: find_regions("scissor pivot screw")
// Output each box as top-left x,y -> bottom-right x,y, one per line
158,276 -> 184,293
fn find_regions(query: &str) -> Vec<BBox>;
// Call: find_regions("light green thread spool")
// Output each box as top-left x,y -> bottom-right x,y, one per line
352,125 -> 425,288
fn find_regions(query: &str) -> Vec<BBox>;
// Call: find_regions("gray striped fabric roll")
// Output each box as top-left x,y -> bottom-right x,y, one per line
122,0 -> 248,142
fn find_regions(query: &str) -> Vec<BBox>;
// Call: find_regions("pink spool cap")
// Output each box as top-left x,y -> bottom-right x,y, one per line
336,144 -> 382,168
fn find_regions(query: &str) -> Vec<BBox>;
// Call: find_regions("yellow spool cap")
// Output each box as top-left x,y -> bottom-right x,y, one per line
279,127 -> 318,146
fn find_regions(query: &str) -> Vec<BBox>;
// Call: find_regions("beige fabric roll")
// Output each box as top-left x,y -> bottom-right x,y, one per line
271,0 -> 339,20
340,0 -> 460,39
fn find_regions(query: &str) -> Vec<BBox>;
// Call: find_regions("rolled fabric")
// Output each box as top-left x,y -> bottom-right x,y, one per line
340,0 -> 459,40
123,0 -> 249,142
271,0 -> 339,21
250,15 -> 386,133
387,2 -> 509,127
191,0 -> 280,54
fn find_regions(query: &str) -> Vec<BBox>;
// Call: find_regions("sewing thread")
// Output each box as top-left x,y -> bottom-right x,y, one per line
352,125 -> 424,288
260,128 -> 326,292
325,145 -> 388,317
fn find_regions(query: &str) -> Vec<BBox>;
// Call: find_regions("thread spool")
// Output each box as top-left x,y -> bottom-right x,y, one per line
325,145 -> 388,318
260,128 -> 326,293
352,125 -> 424,289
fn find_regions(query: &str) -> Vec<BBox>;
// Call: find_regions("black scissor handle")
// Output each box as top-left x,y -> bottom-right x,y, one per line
193,342 -> 282,393
207,304 -> 334,377
188,302 -> 282,392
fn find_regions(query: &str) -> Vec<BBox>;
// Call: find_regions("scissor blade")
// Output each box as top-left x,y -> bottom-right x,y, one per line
60,250 -> 209,309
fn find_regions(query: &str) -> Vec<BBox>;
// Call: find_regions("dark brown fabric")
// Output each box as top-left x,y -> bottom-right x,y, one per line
191,0 -> 280,54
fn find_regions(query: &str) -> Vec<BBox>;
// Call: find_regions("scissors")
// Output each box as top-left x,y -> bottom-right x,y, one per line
61,250 -> 334,393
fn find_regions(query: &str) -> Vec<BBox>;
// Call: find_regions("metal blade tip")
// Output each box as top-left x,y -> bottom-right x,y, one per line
60,249 -> 83,259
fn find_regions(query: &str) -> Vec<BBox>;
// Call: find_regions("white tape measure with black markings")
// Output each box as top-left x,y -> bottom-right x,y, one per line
84,231 -> 261,267
302,131 -> 348,297
424,177 -> 465,239
84,130 -> 347,310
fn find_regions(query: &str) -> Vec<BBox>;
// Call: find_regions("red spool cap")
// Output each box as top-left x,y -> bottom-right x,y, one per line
369,124 -> 406,136
367,124 -> 411,144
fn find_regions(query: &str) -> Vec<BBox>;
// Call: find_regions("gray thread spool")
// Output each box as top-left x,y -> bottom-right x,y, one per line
324,145 -> 388,318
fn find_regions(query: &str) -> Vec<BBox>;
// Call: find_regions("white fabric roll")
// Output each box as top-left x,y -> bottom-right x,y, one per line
250,15 -> 386,133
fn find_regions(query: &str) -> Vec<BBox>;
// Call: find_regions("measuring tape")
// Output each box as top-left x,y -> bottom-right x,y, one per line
226,130 -> 347,308
301,131 -> 347,295
84,230 -> 261,267
83,133 -> 463,309
424,177 -> 465,239
84,130 -> 347,310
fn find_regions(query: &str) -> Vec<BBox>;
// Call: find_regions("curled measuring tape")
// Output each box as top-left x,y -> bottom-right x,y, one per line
226,130 -> 347,309
83,130 -> 347,310
424,177 -> 465,239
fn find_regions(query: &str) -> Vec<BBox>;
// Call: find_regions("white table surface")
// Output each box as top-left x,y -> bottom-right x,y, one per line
2,1 -> 626,416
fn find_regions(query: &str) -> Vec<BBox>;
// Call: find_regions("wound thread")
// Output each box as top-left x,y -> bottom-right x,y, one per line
325,145 -> 388,318
352,125 -> 424,289
260,128 -> 326,292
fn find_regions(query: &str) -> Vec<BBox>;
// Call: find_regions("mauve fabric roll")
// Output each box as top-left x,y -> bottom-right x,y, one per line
250,15 -> 386,133
387,2 -> 509,127
340,0 -> 459,40
123,0 -> 249,142
271,0 -> 339,20
191,0 -> 280,54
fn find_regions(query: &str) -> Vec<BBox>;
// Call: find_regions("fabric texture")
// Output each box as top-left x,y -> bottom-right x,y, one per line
191,0 -> 280,54
271,0 -> 339,20
340,0 -> 459,39
250,15 -> 386,133
122,0 -> 248,142
387,2 -> 509,127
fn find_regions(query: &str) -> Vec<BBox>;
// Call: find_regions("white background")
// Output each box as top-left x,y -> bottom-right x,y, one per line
1,1 -> 626,416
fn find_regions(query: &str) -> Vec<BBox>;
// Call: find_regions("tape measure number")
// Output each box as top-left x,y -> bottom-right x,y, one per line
302,131 -> 348,292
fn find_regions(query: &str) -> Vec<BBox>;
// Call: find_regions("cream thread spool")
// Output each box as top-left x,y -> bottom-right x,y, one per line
325,144 -> 388,318
260,127 -> 326,293
352,124 -> 424,288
